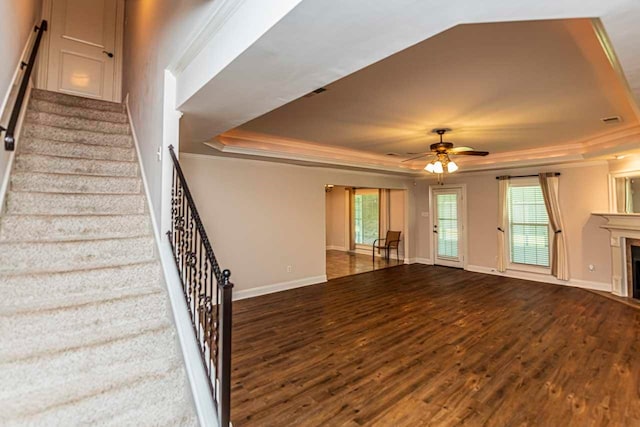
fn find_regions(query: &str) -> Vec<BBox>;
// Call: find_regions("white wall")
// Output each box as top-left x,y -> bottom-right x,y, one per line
0,0 -> 43,204
413,162 -> 612,285
122,0 -> 220,228
180,154 -> 413,293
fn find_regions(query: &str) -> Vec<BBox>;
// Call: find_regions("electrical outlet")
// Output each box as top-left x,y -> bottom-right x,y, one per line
286,265 -> 292,273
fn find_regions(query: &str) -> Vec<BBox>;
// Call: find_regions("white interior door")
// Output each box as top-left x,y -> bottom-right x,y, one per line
432,188 -> 464,268
45,0 -> 120,101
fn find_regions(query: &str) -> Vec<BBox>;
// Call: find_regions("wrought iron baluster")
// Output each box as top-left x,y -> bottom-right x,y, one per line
166,145 -> 233,426
205,254 -> 213,382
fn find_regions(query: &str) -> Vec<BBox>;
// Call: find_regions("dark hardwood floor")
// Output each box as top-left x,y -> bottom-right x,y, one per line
326,249 -> 403,280
231,265 -> 640,426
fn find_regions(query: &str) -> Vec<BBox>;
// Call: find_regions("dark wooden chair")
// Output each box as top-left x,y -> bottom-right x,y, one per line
372,230 -> 402,262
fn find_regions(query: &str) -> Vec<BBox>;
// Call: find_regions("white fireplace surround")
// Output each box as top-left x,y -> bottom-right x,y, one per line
594,213 -> 640,297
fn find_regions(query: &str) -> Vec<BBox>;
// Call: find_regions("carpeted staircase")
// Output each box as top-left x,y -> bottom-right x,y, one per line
0,89 -> 197,425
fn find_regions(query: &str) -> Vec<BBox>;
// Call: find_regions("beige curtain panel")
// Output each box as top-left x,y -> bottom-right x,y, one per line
539,173 -> 569,281
497,176 -> 509,272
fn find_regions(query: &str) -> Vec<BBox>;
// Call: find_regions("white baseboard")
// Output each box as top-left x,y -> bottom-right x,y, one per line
234,275 -> 328,301
326,245 -> 347,251
407,258 -> 433,265
125,95 -> 218,426
565,278 -> 612,292
465,264 -> 611,292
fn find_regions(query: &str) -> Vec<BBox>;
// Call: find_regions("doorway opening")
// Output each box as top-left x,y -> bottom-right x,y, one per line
325,185 -> 406,280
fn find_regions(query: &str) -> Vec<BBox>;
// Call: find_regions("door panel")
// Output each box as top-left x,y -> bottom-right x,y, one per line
59,52 -> 104,97
46,0 -> 117,101
433,188 -> 464,268
64,0 -> 107,46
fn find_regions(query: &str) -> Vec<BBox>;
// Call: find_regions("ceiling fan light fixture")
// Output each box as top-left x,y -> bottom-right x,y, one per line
406,128 -> 489,176
447,160 -> 458,173
433,161 -> 444,174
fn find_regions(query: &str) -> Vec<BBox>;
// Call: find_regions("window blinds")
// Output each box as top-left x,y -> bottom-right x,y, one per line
508,185 -> 549,267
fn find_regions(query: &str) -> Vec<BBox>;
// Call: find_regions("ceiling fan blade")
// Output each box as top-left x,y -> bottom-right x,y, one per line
401,152 -> 431,162
448,146 -> 474,153
451,150 -> 490,156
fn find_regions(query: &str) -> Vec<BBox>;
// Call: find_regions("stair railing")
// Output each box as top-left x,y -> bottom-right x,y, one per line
166,145 -> 233,426
1,20 -> 48,151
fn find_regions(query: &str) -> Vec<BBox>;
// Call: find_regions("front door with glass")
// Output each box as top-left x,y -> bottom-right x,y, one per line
432,188 -> 464,268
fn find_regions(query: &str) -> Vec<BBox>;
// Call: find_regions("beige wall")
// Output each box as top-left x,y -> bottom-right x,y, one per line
182,150 -> 612,292
389,189 -> 406,241
0,0 -> 42,195
413,162 -> 612,284
608,154 -> 640,174
122,0 -> 219,225
0,0 -> 41,108
325,186 -> 347,250
181,150 -> 611,290
181,154 -> 413,292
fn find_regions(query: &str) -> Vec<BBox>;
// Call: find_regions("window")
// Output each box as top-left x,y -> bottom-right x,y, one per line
354,190 -> 379,244
436,193 -> 459,259
508,181 -> 550,268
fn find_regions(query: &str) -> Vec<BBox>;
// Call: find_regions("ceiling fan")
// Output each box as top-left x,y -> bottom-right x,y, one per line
403,128 -> 489,173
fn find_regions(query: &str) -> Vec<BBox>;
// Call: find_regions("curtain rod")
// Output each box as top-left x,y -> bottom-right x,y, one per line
495,173 -> 561,180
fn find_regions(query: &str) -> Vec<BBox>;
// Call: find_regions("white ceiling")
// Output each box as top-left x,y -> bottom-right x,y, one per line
236,19 -> 637,157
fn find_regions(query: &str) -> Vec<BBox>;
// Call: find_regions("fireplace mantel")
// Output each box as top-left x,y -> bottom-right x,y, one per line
593,212 -> 640,231
593,212 -> 640,296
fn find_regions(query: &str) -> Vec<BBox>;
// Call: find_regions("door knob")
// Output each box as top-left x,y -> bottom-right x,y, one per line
102,50 -> 114,58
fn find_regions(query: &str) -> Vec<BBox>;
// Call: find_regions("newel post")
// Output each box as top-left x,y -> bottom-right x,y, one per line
218,269 -> 233,426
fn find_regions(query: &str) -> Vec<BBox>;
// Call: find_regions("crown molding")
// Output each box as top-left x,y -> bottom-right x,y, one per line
443,124 -> 640,171
180,151 -> 416,180
580,123 -> 640,157
207,129 -> 419,174
205,124 -> 640,175
592,18 -> 640,122
168,0 -> 247,74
